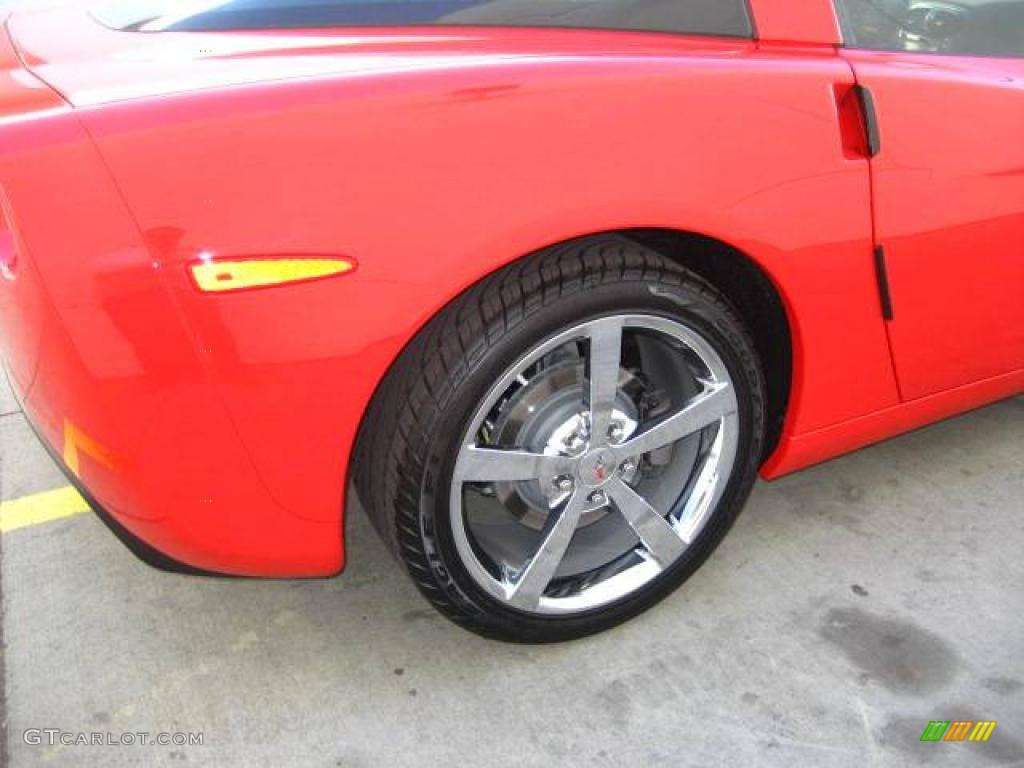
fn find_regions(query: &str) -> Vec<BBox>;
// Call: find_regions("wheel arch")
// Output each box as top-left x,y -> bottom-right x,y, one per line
622,228 -> 793,461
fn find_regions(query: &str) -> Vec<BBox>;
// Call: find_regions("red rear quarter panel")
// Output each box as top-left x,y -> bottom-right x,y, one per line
2,6 -> 907,575
70,31 -> 897,537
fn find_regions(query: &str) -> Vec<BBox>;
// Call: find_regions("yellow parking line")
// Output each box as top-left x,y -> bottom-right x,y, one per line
0,486 -> 90,534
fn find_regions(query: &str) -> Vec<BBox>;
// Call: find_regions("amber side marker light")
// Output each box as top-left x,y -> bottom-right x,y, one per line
189,256 -> 357,293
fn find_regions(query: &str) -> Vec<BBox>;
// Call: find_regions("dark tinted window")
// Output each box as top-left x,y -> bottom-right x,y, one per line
94,0 -> 753,37
834,0 -> 1024,56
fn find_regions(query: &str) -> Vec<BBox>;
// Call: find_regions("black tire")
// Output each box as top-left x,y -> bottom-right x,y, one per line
353,235 -> 766,642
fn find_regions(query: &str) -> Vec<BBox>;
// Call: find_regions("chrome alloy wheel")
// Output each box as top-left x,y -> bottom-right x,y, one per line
450,314 -> 740,616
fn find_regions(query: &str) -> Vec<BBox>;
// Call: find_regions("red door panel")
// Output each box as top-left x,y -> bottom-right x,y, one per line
844,50 -> 1024,400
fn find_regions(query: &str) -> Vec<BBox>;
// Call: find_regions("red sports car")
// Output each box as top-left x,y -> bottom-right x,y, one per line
0,0 -> 1021,641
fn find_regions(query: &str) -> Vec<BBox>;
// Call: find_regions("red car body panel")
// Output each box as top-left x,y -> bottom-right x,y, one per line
0,1 -> 1019,576
0,28 -> 341,574
842,49 -> 1024,400
751,0 -> 841,46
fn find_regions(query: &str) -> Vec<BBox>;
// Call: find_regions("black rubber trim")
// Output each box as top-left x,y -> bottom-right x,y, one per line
855,84 -> 881,157
874,245 -> 895,321
19,406 -> 230,577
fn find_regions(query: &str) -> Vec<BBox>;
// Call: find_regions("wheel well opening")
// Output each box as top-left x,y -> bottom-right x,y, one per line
625,229 -> 792,460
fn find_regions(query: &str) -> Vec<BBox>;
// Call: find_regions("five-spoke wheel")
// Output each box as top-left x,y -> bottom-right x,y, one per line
355,237 -> 765,641
451,315 -> 739,615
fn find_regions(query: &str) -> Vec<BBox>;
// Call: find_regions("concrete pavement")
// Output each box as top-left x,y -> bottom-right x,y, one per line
1,366 -> 1022,767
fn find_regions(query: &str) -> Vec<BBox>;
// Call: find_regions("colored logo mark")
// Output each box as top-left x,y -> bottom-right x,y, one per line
920,721 -> 997,742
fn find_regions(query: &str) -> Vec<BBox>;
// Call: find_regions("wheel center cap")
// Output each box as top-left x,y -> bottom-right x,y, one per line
577,448 -> 617,489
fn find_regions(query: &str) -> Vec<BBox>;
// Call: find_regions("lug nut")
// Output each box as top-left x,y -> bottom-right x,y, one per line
588,491 -> 607,506
564,433 -> 586,456
620,459 -> 636,475
607,423 -> 625,442
553,475 -> 574,492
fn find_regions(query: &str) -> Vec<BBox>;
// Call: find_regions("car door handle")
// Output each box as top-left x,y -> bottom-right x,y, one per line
834,83 -> 881,159
855,84 -> 881,157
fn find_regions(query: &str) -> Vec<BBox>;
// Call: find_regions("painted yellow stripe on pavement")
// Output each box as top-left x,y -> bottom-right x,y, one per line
0,486 -> 90,534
